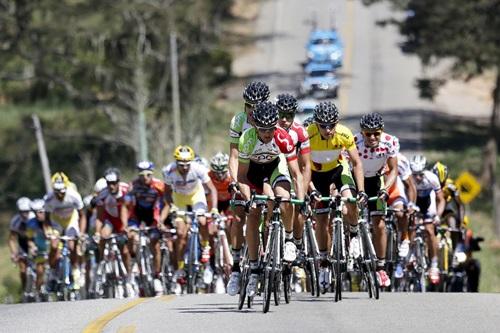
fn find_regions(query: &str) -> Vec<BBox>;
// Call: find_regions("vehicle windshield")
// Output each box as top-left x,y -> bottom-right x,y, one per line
312,38 -> 335,45
309,70 -> 334,77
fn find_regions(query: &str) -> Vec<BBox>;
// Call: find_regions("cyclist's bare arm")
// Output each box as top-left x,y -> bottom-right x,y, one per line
403,175 -> 417,204
120,202 -> 129,230
299,151 -> 312,198
347,147 -> 365,193
160,184 -> 174,223
78,209 -> 87,235
229,143 -> 239,182
288,159 -> 305,200
384,155 -> 398,191
435,190 -> 446,217
8,231 -> 18,259
237,161 -> 251,201
203,179 -> 219,210
95,205 -> 105,234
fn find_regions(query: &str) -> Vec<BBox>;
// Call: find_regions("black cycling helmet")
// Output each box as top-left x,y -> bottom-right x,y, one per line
276,93 -> 298,114
360,112 -> 384,130
313,101 -> 339,125
243,81 -> 270,104
252,101 -> 279,128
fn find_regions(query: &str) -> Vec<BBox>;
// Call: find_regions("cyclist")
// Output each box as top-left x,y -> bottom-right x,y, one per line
236,101 -> 305,297
275,93 -> 311,257
227,81 -> 270,296
124,161 -> 165,294
410,155 -> 445,285
387,152 -> 417,259
431,162 -> 466,252
44,172 -> 87,290
26,199 -> 57,297
160,145 -> 219,290
94,168 -> 132,283
8,197 -> 34,291
354,112 -> 399,287
306,101 -> 366,292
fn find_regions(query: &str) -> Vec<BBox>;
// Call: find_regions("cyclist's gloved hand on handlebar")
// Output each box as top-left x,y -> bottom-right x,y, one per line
357,191 -> 368,206
228,181 -> 240,194
309,190 -> 321,202
377,189 -> 389,202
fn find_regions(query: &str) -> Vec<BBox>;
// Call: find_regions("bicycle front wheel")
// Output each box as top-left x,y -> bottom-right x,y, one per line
333,221 -> 343,302
262,227 -> 277,313
361,224 -> 379,300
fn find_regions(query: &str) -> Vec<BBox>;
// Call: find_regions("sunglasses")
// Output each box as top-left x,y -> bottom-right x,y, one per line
362,130 -> 382,137
35,210 -> 45,214
177,162 -> 191,167
279,112 -> 294,121
257,126 -> 276,133
107,181 -> 118,186
318,123 -> 336,130
244,102 -> 256,109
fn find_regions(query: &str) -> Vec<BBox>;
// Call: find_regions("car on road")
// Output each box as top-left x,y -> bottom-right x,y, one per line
299,62 -> 339,99
295,98 -> 318,125
306,29 -> 343,68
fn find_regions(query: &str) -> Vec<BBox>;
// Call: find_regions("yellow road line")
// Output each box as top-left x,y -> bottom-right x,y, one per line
339,0 -> 355,114
82,295 -> 176,333
82,298 -> 147,333
117,325 -> 136,333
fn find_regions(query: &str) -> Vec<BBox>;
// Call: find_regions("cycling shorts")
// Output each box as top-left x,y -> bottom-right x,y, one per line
172,184 -> 208,214
364,176 -> 386,216
311,160 -> 355,197
247,157 -> 291,193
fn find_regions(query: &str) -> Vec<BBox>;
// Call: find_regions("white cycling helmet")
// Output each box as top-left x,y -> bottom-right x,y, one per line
30,199 -> 45,212
94,177 -> 107,193
410,155 -> 427,173
16,197 -> 31,212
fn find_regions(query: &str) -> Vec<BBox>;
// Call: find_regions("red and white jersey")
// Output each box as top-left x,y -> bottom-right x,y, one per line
238,127 -> 297,164
354,132 -> 399,177
96,182 -> 129,221
286,122 -> 311,155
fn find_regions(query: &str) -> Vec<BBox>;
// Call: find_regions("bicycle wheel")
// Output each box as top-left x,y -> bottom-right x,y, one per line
283,265 -> 292,304
273,227 -> 283,306
141,248 -> 155,297
333,220 -> 343,302
361,225 -> 379,300
160,248 -> 173,294
305,222 -> 320,297
262,226 -> 277,313
238,246 -> 249,310
186,235 -> 198,294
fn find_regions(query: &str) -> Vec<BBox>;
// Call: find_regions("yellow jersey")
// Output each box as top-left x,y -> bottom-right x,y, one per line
307,123 -> 355,172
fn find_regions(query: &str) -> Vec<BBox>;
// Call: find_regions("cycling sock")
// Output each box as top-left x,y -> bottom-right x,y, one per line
201,240 -> 210,248
349,224 -> 359,234
250,260 -> 259,274
285,230 -> 293,241
177,260 -> 185,271
293,237 -> 303,248
377,258 -> 386,270
232,248 -> 241,263
431,257 -> 438,268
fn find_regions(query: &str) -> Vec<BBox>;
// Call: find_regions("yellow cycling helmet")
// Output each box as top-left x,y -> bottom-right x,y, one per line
51,171 -> 70,191
431,161 -> 448,187
173,145 -> 195,162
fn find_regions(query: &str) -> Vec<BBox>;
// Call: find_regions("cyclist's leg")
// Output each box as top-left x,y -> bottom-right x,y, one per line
99,221 -> 113,259
271,161 -> 293,240
335,162 -> 357,227
366,176 -> 387,267
18,255 -> 27,290
311,170 -> 331,256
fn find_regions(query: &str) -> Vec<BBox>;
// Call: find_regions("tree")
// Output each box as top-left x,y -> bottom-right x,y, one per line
362,0 -> 500,236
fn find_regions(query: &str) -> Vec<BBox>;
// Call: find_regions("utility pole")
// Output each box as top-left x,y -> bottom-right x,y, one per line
170,31 -> 181,146
32,114 -> 51,192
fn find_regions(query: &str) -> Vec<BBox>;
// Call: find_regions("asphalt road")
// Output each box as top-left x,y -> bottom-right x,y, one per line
1,292 -> 499,332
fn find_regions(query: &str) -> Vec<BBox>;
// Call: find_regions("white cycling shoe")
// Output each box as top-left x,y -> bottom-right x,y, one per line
246,273 -> 259,297
398,239 -> 410,258
284,242 -> 297,262
226,272 -> 241,296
